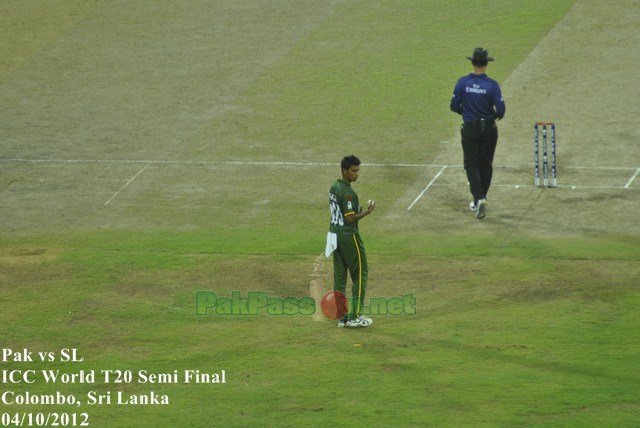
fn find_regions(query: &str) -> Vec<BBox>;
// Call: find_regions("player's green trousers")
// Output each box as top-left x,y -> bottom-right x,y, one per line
333,233 -> 368,321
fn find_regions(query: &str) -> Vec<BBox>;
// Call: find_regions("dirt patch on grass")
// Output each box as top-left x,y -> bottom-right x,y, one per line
0,248 -> 58,267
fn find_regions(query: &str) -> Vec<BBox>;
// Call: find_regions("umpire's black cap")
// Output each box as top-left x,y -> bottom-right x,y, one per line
467,47 -> 495,62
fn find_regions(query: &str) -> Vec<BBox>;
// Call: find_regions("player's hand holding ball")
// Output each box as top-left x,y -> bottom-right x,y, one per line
367,200 -> 376,211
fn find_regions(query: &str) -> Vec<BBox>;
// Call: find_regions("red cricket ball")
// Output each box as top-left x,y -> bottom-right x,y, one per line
321,290 -> 348,320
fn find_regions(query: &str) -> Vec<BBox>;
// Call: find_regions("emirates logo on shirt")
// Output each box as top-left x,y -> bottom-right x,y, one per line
466,84 -> 487,94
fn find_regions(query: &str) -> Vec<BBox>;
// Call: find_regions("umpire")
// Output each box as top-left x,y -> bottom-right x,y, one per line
450,48 -> 506,219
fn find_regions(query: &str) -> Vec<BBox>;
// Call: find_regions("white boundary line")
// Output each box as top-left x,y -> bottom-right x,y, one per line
0,158 -> 637,171
104,165 -> 149,206
1,159 -> 637,203
407,165 -> 447,211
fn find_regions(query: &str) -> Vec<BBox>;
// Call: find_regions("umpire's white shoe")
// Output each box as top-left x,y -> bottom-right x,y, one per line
346,316 -> 373,328
476,199 -> 487,219
469,201 -> 476,211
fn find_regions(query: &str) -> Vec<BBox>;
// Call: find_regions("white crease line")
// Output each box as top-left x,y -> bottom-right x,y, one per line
104,165 -> 149,206
431,183 -> 636,190
0,158 -> 452,168
407,165 -> 447,211
623,168 -> 640,189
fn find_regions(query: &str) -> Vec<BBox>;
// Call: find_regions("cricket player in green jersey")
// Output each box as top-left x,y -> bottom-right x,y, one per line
327,155 -> 376,328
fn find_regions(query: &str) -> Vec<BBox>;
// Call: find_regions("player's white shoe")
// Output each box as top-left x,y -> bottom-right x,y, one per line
346,316 -> 373,328
337,320 -> 345,328
469,201 -> 476,211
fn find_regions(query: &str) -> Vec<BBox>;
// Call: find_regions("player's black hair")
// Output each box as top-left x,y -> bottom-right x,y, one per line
341,155 -> 361,171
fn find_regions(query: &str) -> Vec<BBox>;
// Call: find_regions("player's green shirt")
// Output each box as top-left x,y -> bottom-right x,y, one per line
329,178 -> 360,235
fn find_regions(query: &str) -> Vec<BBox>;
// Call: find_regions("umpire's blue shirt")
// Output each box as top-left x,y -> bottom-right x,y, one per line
450,73 -> 505,123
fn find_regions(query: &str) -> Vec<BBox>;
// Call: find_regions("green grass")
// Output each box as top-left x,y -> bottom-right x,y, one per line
205,0 -> 576,164
2,229 -> 638,426
4,0 -> 640,427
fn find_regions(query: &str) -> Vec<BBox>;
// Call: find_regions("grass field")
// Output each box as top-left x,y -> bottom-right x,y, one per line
1,0 -> 639,427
